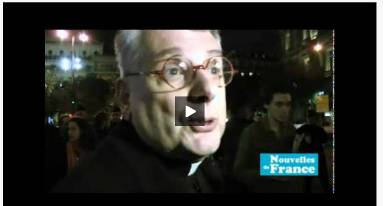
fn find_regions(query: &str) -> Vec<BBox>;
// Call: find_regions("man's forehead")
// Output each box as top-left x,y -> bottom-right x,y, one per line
152,47 -> 222,60
144,30 -> 221,60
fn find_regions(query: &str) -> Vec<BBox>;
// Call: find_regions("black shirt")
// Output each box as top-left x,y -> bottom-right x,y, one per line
52,120 -> 223,193
296,124 -> 328,153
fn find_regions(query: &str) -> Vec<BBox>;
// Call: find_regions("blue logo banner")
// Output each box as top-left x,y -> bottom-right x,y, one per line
260,153 -> 318,176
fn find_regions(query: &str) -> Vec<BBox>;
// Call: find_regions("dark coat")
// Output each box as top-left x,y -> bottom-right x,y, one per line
52,120 -> 223,193
234,118 -> 304,193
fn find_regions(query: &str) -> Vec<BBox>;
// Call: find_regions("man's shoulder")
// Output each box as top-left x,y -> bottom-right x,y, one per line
296,124 -> 323,134
243,120 -> 264,132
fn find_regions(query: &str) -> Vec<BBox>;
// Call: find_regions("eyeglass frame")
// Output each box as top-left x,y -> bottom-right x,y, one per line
123,55 -> 238,90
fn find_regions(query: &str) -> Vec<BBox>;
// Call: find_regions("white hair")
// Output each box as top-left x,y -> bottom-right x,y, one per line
114,30 -> 221,78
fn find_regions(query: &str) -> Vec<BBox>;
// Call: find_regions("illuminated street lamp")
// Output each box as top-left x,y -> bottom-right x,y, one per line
78,32 -> 89,42
55,30 -> 89,111
314,43 -> 323,52
59,57 -> 71,71
313,42 -> 324,68
56,30 -> 69,41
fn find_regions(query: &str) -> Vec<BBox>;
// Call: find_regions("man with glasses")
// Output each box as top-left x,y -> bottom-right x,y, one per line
53,30 -> 236,193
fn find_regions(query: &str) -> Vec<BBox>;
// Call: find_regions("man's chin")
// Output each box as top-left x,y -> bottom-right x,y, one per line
165,144 -> 217,162
188,143 -> 219,157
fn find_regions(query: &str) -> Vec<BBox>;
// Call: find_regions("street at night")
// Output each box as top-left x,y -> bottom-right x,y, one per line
44,29 -> 335,193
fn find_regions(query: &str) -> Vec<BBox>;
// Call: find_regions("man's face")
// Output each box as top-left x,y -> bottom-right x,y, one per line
267,93 -> 292,124
124,30 -> 226,160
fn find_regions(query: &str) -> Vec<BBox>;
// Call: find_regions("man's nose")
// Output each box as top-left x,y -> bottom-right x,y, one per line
188,68 -> 215,103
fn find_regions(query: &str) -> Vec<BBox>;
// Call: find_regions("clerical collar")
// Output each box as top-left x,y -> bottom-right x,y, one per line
188,160 -> 203,176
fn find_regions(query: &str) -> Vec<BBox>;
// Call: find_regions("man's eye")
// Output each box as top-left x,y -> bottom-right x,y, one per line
210,67 -> 222,75
168,67 -> 181,75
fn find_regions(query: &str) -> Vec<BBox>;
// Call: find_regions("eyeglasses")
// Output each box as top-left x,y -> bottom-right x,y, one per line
124,56 -> 238,91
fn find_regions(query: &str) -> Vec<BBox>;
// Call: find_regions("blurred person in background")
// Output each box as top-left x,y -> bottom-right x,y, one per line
294,109 -> 331,193
65,118 -> 97,174
234,80 -> 304,193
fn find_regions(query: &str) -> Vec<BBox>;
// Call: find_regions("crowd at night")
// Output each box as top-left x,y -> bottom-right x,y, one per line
45,30 -> 334,193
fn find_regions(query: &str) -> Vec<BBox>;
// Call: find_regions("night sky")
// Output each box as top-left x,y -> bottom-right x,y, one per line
220,30 -> 282,54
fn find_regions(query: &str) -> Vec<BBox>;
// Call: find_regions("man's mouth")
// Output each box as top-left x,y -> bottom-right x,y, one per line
187,117 -> 218,133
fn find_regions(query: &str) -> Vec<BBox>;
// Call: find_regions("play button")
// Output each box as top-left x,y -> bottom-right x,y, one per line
185,106 -> 196,118
175,96 -> 205,126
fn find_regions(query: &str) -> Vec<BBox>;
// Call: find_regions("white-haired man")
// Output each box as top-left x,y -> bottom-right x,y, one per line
53,30 -> 237,192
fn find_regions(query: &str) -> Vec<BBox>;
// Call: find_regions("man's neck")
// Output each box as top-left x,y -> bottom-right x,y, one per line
267,114 -> 284,137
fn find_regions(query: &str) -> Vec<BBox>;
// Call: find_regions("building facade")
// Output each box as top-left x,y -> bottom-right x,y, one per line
45,40 -> 119,81
279,30 -> 334,122
280,30 -> 333,80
